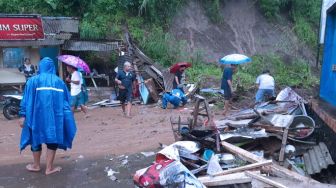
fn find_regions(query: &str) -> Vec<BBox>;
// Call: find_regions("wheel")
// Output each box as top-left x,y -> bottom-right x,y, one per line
3,103 -> 19,120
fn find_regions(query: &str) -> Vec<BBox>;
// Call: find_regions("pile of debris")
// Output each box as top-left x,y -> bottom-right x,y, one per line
133,87 -> 334,187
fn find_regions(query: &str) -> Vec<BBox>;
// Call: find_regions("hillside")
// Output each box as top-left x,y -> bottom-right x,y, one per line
0,0 -> 321,88
169,0 -> 315,64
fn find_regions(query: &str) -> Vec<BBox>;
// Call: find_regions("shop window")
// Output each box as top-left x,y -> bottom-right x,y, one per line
3,48 -> 24,68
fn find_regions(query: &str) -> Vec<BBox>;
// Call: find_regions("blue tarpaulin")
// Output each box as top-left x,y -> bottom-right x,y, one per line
321,9 -> 336,107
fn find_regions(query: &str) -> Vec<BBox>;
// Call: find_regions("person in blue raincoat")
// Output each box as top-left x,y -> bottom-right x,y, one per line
162,88 -> 187,109
18,57 -> 77,175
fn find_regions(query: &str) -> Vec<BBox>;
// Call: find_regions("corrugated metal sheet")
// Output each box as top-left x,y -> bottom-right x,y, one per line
163,70 -> 174,92
62,40 -> 119,51
303,142 -> 335,175
0,39 -> 64,47
42,17 -> 79,33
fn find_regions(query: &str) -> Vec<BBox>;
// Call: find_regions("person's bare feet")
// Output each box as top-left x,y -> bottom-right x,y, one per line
45,166 -> 62,175
26,164 -> 41,172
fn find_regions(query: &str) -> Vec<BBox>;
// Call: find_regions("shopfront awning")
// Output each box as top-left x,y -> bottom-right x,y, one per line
0,69 -> 25,85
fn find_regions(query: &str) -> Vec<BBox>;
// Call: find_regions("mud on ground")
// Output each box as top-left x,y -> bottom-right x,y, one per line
0,104 -> 193,187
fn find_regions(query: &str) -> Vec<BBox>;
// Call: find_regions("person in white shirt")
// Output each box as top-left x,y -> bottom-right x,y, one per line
66,65 -> 88,114
255,69 -> 275,103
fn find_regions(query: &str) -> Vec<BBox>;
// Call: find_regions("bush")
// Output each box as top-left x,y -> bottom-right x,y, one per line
139,27 -> 186,67
236,54 -> 319,89
201,0 -> 222,23
259,0 -> 281,19
293,16 -> 317,49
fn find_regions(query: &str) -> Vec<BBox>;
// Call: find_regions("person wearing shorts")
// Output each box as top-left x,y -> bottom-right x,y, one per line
66,65 -> 88,114
115,61 -> 136,117
221,64 -> 237,115
19,57 -> 76,175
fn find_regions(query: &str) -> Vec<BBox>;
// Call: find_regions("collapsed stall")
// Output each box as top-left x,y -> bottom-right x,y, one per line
133,87 -> 334,187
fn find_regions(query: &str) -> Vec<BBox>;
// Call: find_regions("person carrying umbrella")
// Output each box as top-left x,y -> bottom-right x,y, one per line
66,65 -> 88,114
57,55 -> 91,115
170,62 -> 192,92
220,54 -> 251,116
18,57 -> 77,175
221,64 -> 238,115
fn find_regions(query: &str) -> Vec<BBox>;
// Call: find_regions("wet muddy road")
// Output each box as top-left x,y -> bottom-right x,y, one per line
0,104 -> 192,187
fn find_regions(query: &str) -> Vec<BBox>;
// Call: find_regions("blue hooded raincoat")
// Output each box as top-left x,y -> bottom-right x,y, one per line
162,89 -> 187,109
19,57 -> 77,151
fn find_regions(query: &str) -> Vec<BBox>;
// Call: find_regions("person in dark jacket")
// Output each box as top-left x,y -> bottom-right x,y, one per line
19,57 -> 77,175
19,58 -> 36,80
173,65 -> 186,90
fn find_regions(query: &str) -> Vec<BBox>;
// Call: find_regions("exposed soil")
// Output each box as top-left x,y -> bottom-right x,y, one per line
170,0 -> 315,64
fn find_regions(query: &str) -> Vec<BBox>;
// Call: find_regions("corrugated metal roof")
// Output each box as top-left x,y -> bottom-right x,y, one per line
303,142 -> 335,175
163,70 -> 174,92
62,40 -> 119,51
0,39 -> 64,47
42,17 -> 79,33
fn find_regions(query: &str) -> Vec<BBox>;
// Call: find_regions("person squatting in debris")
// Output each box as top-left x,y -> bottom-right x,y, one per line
66,65 -> 88,114
19,57 -> 36,81
162,88 -> 187,109
18,57 -> 77,175
115,61 -> 137,117
221,64 -> 237,116
173,65 -> 187,91
255,69 -> 275,103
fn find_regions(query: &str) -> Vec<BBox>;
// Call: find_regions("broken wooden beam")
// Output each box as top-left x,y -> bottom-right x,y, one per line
212,160 -> 272,177
144,78 -> 159,102
221,141 -> 319,183
198,172 -> 252,186
279,127 -> 290,164
245,171 -> 288,188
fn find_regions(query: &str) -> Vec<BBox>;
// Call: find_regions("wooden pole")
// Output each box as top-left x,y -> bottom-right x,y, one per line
221,141 -> 319,183
212,160 -> 272,177
245,171 -> 288,188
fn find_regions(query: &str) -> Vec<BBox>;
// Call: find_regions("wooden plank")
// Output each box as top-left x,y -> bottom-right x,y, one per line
221,141 -> 319,183
279,127 -> 289,163
144,78 -> 159,102
245,171 -> 288,188
198,172 -> 252,186
212,160 -> 272,177
221,141 -> 265,162
193,98 -> 201,128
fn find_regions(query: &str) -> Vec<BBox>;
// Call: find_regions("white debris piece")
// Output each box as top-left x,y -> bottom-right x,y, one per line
141,151 -> 156,157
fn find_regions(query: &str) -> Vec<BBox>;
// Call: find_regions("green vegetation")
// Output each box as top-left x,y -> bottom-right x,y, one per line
259,0 -> 281,19
236,54 -> 319,89
258,0 -> 321,49
0,0 -> 320,87
201,0 -> 222,23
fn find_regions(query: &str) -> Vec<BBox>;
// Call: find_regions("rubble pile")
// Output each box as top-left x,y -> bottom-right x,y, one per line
133,87 -> 334,188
